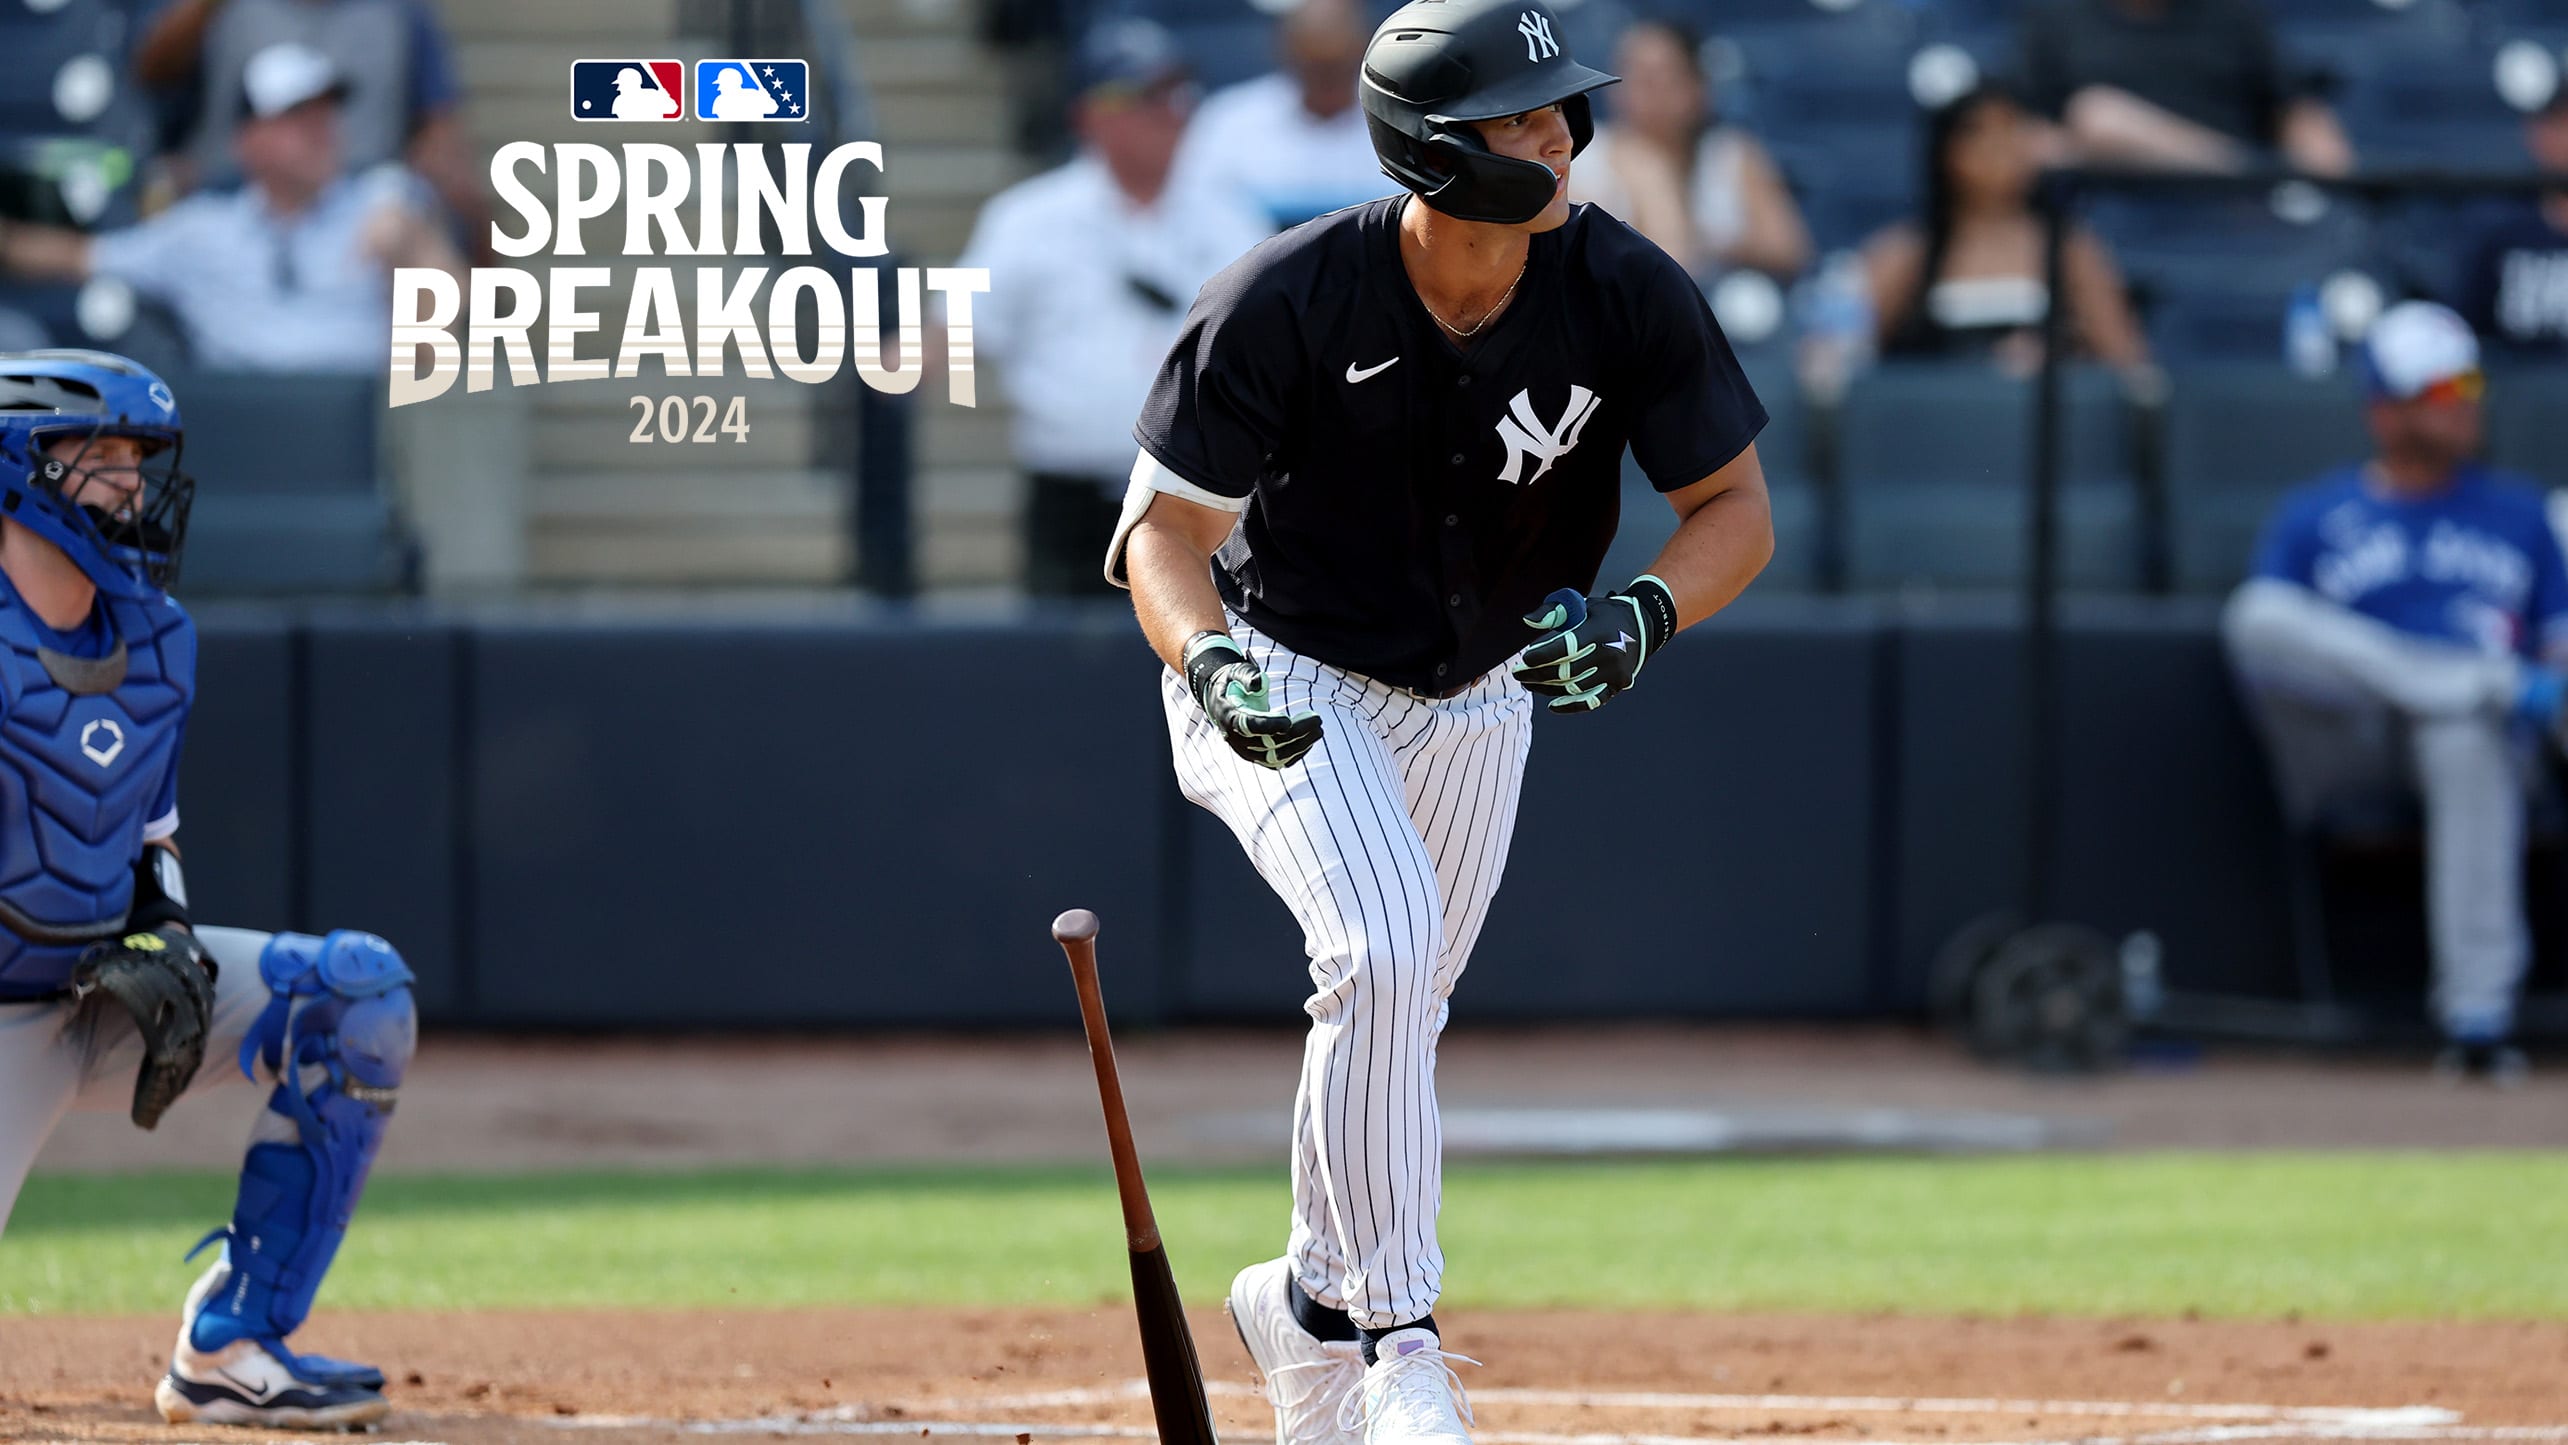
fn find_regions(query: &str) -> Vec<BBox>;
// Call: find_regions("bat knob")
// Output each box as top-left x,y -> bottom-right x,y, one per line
1052,909 -> 1100,944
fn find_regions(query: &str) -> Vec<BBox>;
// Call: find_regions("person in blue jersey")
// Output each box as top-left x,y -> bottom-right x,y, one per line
2225,302 -> 2568,1086
0,351 -> 415,1429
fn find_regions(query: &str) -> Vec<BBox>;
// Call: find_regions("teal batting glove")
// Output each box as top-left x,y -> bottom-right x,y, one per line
1184,632 -> 1325,769
1510,576 -> 1678,714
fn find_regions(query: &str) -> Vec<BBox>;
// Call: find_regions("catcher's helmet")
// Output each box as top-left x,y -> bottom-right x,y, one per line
1360,0 -> 1618,225
0,350 -> 192,599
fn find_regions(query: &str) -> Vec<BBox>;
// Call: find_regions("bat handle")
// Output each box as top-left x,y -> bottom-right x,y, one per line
1054,910 -> 1161,1252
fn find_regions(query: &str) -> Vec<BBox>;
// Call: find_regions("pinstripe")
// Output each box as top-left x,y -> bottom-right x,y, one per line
1161,623 -> 1532,1330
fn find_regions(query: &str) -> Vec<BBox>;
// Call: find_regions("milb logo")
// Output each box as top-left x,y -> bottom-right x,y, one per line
569,60 -> 686,121
695,59 -> 808,121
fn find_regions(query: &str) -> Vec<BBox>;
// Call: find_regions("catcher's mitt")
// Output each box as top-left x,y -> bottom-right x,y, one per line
72,926 -> 215,1129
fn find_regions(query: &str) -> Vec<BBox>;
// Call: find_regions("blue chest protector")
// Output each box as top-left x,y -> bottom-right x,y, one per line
0,586 -> 194,999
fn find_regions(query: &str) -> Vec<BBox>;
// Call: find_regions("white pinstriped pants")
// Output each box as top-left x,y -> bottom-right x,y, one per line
1163,620 -> 1534,1330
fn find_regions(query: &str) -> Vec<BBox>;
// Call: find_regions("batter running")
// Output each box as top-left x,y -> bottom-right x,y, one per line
1106,2 -> 1771,1441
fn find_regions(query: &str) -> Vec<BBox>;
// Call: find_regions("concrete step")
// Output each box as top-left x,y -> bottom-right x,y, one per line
533,401 -> 820,471
918,405 -> 1014,468
439,0 -> 679,40
917,516 -> 1018,587
850,35 -> 986,88
843,0 -> 974,39
865,91 -> 1011,147
532,468 -> 848,524
918,463 -> 1019,519
531,526 -> 850,583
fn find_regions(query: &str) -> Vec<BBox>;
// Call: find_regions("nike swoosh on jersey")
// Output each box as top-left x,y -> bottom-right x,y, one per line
1345,357 -> 1400,383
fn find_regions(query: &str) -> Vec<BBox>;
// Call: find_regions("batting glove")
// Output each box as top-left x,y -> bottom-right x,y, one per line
1511,576 -> 1678,713
1185,631 -> 1325,770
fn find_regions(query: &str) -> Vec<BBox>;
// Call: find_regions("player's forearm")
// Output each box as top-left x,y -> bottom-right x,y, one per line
1647,464 -> 1775,630
0,220 -> 92,282
1127,521 -> 1233,671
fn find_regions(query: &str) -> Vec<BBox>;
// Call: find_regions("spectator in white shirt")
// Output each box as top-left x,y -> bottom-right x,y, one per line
1570,17 -> 1811,281
959,18 -> 1269,596
1170,0 -> 1388,232
0,42 -> 460,373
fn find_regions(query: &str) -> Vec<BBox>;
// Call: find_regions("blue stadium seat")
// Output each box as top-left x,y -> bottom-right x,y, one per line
0,0 -> 148,149
167,372 -> 412,595
1165,18 -> 1274,90
2485,366 -> 2568,493
2160,362 -> 2366,593
2327,40 -> 2522,165
2086,191 -> 2373,303
1837,363 -> 2141,592
1599,357 -> 1816,589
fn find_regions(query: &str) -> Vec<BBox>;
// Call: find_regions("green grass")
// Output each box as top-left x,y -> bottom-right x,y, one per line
6,1154 -> 2567,1320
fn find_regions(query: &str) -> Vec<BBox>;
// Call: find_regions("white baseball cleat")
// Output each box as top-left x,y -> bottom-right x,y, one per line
155,1334 -> 391,1430
1226,1257 -> 1365,1445
1340,1327 -> 1478,1445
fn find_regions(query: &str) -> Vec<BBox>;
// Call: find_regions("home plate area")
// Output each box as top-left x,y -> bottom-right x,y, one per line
4,1308 -> 2563,1445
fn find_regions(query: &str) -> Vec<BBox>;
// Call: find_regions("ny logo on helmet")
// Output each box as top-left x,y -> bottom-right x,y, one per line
1495,385 -> 1602,485
1517,10 -> 1559,62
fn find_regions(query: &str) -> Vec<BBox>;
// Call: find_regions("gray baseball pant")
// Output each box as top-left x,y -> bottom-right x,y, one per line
2223,579 -> 2537,1038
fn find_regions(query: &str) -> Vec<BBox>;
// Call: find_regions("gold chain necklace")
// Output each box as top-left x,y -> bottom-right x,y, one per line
1429,253 -> 1528,339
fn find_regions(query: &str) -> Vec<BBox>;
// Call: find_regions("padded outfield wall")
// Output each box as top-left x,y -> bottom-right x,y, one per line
173,596 -> 2357,1028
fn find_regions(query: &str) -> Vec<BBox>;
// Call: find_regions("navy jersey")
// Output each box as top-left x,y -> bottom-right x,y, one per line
1132,196 -> 1766,693
2253,462 -> 2568,657
0,573 -> 193,1000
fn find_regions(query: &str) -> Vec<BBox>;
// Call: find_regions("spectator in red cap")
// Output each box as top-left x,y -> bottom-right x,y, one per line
2225,301 -> 2568,1085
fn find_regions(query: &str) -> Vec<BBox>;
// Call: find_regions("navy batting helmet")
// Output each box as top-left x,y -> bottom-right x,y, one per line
1360,0 -> 1618,225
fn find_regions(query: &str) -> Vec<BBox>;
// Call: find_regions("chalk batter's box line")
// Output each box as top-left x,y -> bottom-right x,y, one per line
542,1381 -> 2568,1445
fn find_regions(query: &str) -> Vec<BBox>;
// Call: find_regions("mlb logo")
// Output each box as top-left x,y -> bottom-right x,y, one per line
570,60 -> 685,122
694,59 -> 809,121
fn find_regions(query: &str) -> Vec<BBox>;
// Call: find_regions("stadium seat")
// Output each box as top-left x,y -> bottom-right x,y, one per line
1837,363 -> 2142,592
1165,18 -> 1274,90
169,372 -> 412,595
2328,40 -> 2522,166
1598,358 -> 1816,590
2485,367 -> 2568,493
0,0 -> 149,151
2160,362 -> 2366,594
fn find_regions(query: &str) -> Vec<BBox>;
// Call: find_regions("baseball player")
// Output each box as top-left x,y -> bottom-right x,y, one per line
0,351 -> 415,1430
1107,2 -> 1772,1440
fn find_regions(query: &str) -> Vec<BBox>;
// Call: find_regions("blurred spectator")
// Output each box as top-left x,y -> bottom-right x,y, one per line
0,43 -> 460,372
1570,18 -> 1810,281
1169,0 -> 1385,232
2224,303 -> 2567,1086
1860,85 -> 2148,375
958,20 -> 1268,596
132,0 -> 488,258
2017,0 -> 2353,176
2455,90 -> 2568,357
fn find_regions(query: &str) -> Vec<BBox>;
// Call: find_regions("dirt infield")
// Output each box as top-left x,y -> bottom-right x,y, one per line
4,1307 -> 2566,1445
32,1027 -> 2568,1176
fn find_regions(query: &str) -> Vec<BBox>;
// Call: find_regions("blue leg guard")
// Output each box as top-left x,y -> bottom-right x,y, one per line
187,929 -> 414,1360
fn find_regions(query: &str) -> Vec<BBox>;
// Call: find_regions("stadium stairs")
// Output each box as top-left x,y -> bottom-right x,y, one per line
437,0 -> 1029,588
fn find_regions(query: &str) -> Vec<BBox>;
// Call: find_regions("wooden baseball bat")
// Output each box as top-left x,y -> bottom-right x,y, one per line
1052,908 -> 1221,1445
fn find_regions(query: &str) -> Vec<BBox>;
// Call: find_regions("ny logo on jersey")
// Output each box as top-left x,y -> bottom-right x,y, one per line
1495,385 -> 1602,485
1518,11 -> 1559,61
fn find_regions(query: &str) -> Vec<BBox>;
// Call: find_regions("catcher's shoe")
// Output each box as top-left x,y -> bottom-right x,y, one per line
155,1335 -> 391,1430
1228,1258 -> 1365,1445
1340,1328 -> 1478,1445
155,1257 -> 390,1429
